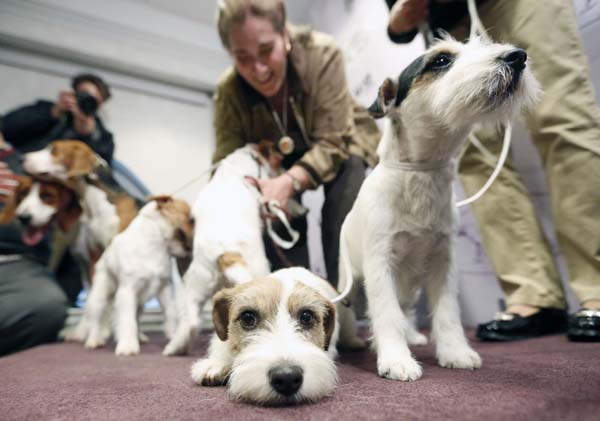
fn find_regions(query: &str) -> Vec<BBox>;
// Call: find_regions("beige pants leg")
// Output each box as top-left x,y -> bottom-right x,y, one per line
457,0 -> 600,308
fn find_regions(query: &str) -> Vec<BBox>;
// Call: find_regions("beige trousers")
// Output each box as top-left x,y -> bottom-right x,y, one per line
455,0 -> 600,309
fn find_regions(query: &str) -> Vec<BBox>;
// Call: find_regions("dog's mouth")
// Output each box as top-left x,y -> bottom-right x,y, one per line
21,223 -> 51,246
487,66 -> 524,107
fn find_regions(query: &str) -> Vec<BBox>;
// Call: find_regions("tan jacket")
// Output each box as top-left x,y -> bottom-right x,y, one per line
212,25 -> 380,186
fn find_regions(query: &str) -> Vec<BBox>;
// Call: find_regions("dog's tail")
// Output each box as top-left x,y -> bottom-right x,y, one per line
331,222 -> 353,305
217,251 -> 253,285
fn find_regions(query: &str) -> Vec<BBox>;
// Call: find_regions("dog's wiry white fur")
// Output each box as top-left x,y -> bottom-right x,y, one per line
339,37 -> 539,381
190,268 -> 356,405
65,199 -> 192,355
163,145 -> 276,356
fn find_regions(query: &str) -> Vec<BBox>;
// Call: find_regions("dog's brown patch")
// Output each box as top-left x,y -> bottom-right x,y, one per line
114,195 -> 138,232
149,195 -> 194,249
0,176 -> 32,223
288,282 -> 336,351
217,252 -> 247,272
50,140 -> 99,177
212,278 -> 282,353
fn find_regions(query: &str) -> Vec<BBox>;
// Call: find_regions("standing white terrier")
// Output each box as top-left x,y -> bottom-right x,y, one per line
66,196 -> 194,355
338,36 -> 539,381
163,144 -> 279,356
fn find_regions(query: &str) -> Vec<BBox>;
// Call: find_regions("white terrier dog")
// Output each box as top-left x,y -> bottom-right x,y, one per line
338,37 -> 539,381
190,267 -> 359,405
163,144 -> 279,356
66,196 -> 194,355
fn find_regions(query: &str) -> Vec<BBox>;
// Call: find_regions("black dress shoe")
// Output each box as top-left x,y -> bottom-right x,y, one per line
476,308 -> 568,341
567,309 -> 600,342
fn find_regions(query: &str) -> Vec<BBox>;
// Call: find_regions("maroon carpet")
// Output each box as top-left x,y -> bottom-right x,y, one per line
1,331 -> 599,420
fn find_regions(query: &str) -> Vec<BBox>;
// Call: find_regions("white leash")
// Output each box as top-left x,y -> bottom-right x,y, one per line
332,0 -> 511,304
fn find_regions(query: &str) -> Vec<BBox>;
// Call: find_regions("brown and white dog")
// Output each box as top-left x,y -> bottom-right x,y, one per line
0,175 -> 82,246
22,140 -> 138,282
65,195 -> 194,355
190,267 -> 359,405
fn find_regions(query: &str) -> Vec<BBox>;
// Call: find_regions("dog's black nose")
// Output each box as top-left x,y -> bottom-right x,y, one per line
18,214 -> 32,226
501,49 -> 527,71
269,365 -> 303,396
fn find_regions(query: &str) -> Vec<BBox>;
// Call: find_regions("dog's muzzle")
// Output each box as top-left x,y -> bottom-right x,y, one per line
268,364 -> 303,398
501,48 -> 527,93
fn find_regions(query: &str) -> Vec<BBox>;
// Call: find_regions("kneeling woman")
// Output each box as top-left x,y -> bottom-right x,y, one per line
213,0 -> 379,285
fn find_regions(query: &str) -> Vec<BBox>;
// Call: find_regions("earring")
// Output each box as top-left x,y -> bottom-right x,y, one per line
286,40 -> 291,53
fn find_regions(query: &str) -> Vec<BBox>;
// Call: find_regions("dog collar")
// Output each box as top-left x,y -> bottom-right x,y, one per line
380,160 -> 451,171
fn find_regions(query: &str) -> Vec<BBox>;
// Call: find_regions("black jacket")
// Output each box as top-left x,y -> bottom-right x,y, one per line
386,0 -> 488,44
0,100 -> 115,163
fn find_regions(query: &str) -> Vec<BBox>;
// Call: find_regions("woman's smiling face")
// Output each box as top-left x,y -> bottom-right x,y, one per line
228,14 -> 289,98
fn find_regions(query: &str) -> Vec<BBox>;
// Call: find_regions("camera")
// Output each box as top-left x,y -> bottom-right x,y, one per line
75,91 -> 99,116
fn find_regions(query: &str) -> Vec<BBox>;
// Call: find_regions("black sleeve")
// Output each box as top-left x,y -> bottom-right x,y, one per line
0,100 -> 58,147
385,0 -> 420,44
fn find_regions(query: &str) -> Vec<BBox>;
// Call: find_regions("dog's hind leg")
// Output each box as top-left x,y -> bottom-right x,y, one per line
158,282 -> 177,340
190,334 -> 233,386
114,285 -> 141,356
84,260 -> 116,349
426,243 -> 481,370
163,262 -> 216,356
401,290 -> 428,346
336,304 -> 366,351
364,254 -> 422,381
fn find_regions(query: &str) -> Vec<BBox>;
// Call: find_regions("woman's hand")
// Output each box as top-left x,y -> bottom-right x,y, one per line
389,0 -> 429,35
252,173 -> 295,213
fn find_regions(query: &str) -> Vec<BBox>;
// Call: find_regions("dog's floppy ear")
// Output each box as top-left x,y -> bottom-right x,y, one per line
212,289 -> 233,341
53,140 -> 99,178
56,188 -> 82,231
323,300 -> 336,351
0,176 -> 31,224
368,78 -> 399,119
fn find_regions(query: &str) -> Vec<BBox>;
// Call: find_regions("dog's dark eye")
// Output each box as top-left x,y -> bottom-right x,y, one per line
298,310 -> 315,328
239,310 -> 258,330
431,54 -> 452,69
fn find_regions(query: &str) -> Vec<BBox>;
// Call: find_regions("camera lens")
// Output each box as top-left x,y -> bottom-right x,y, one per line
75,92 -> 98,116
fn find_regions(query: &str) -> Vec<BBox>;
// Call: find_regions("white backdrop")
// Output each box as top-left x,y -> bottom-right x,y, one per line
0,48 -> 213,206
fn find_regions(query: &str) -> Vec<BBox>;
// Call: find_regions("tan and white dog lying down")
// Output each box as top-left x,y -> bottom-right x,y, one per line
338,37 -> 539,381
22,140 -> 139,282
190,267 -> 361,405
163,144 -> 280,356
65,196 -> 194,356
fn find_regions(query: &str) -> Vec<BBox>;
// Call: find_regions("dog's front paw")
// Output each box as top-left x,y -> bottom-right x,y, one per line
377,355 -> 422,381
64,328 -> 86,343
115,339 -> 140,356
190,358 -> 229,386
407,331 -> 428,346
138,332 -> 150,343
162,338 -> 190,357
437,346 -> 482,370
339,335 -> 367,351
84,335 -> 106,349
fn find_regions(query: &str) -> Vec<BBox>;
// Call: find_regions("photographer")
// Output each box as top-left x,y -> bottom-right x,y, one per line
0,73 -> 114,164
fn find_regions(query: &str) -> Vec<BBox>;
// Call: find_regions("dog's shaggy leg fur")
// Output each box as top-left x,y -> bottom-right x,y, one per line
365,253 -> 422,381
190,335 -> 233,386
163,262 -> 216,356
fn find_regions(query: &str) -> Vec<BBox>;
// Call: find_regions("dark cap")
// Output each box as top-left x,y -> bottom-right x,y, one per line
71,73 -> 111,102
